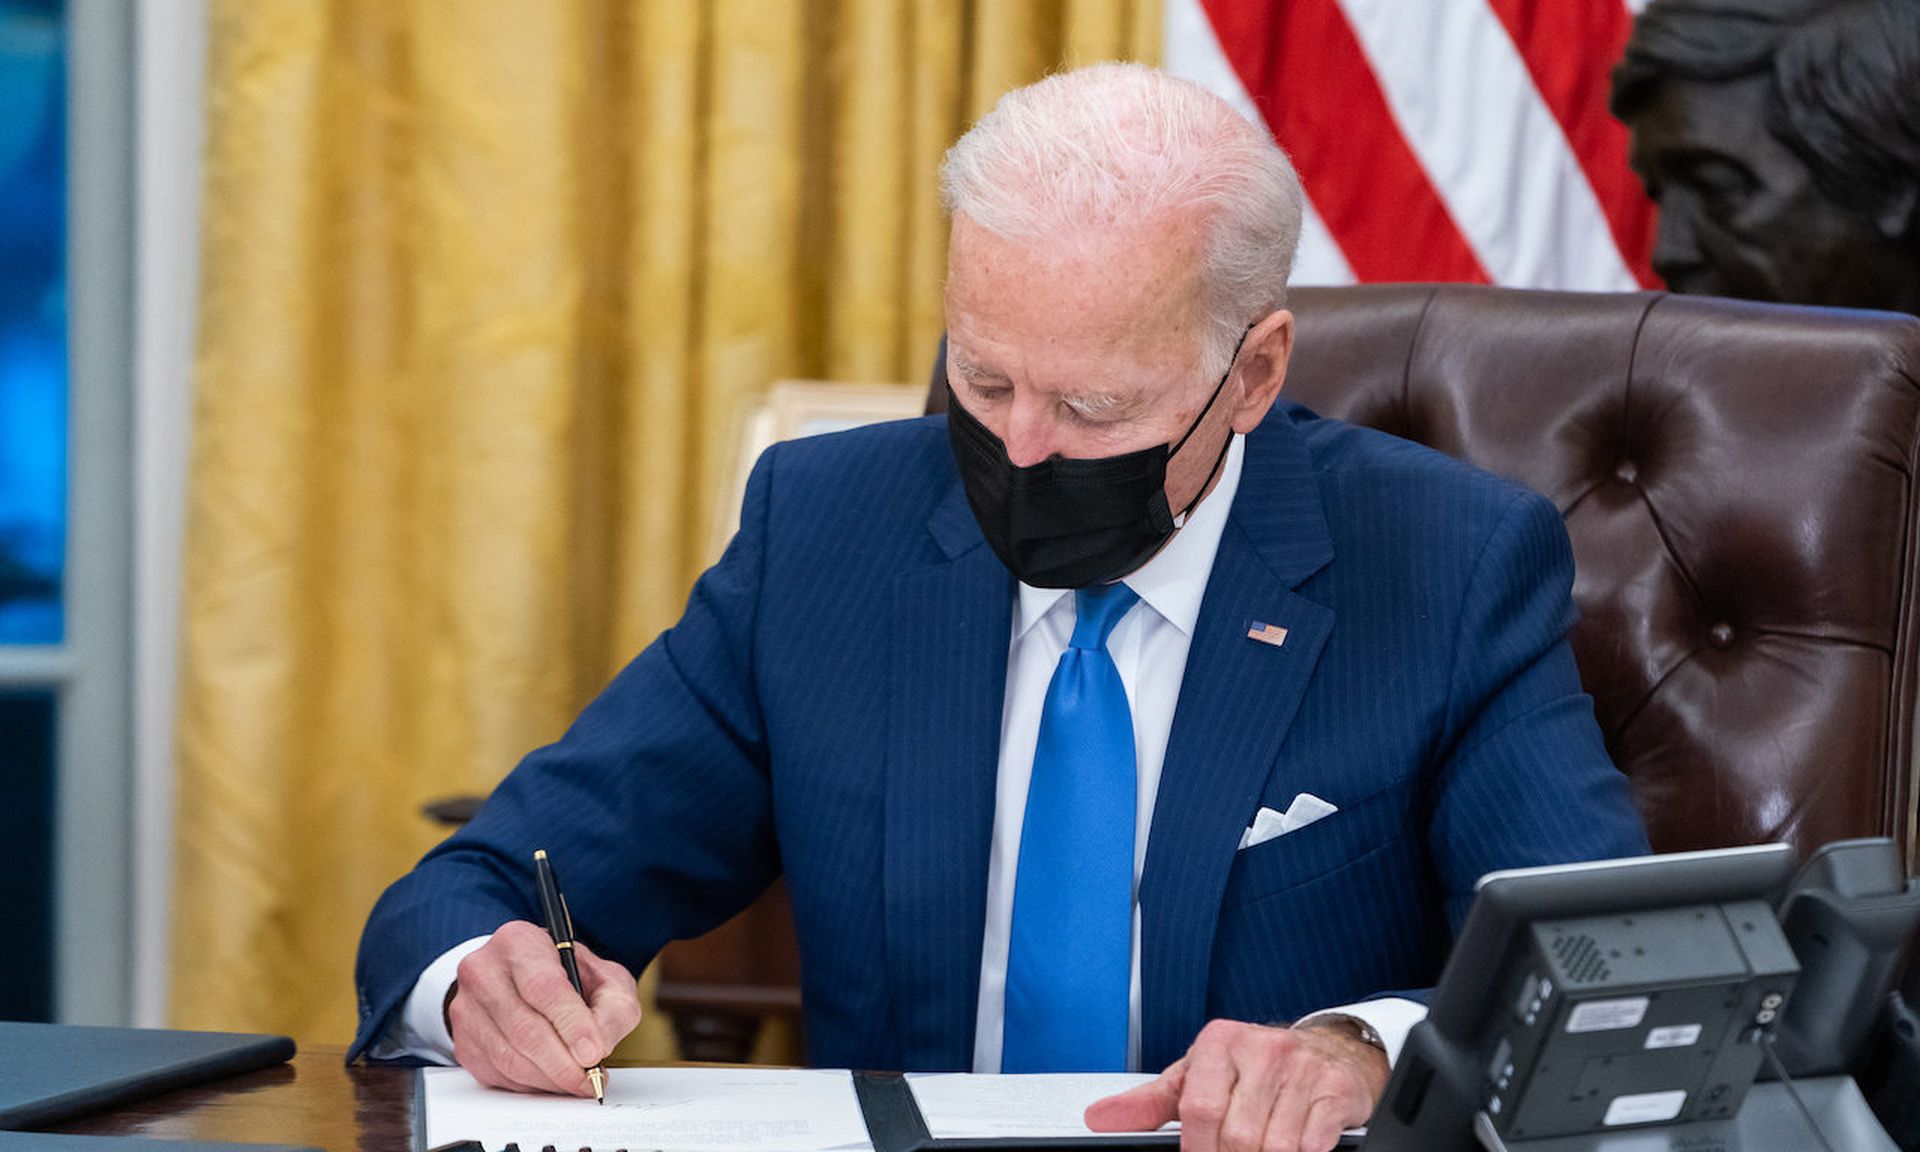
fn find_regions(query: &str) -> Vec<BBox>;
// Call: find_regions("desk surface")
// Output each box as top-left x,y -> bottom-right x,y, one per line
46,1045 -> 411,1151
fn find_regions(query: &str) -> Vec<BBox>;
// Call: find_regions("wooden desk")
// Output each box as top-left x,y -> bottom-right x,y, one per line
46,1045 -> 413,1151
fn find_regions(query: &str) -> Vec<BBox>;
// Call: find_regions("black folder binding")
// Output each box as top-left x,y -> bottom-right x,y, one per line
0,1022 -> 297,1130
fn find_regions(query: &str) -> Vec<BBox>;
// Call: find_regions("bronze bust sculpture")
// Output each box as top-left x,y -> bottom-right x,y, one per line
1612,0 -> 1920,314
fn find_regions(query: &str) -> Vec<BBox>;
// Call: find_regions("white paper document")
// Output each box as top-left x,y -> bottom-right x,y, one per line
906,1072 -> 1176,1140
907,1073 -> 1361,1146
419,1066 -> 874,1152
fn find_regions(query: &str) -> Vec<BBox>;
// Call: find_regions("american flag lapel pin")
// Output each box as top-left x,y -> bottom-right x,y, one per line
1246,621 -> 1289,648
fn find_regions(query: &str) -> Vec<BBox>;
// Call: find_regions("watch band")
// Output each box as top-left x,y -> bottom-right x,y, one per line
1297,1011 -> 1386,1053
442,978 -> 460,1038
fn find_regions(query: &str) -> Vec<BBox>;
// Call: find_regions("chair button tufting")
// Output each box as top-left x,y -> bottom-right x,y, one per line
1708,622 -> 1735,649
1614,460 -> 1639,484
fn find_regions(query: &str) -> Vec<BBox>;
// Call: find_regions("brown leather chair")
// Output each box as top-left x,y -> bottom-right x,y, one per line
610,285 -> 1920,1059
1281,284 -> 1920,863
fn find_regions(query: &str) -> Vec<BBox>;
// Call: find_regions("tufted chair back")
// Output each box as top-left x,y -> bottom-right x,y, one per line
1275,284 -> 1920,868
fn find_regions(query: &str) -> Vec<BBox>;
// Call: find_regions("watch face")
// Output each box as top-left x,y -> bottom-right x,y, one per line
1346,1018 -> 1384,1049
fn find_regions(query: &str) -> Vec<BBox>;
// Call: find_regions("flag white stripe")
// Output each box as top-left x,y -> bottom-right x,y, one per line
1333,0 -> 1638,290
1164,0 -> 1265,128
1163,0 -> 1357,286
1292,194 -> 1358,287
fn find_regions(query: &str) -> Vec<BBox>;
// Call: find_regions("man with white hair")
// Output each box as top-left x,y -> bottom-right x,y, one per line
353,64 -> 1648,1152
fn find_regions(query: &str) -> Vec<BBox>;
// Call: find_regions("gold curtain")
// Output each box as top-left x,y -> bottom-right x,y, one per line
172,0 -> 1160,1050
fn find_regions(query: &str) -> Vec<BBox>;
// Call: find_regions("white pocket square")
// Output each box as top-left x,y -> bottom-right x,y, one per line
1237,792 -> 1340,850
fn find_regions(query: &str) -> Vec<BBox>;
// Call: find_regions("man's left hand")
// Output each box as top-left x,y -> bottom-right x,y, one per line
1084,1018 -> 1388,1152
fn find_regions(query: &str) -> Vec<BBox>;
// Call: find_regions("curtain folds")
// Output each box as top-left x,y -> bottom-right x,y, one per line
173,0 -> 1159,1049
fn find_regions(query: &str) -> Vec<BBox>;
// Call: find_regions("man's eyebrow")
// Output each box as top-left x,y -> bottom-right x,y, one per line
947,358 -> 1147,415
950,356 -> 1010,383
1063,388 -> 1149,418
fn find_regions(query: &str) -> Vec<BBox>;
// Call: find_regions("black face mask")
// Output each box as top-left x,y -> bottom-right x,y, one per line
946,341 -> 1243,589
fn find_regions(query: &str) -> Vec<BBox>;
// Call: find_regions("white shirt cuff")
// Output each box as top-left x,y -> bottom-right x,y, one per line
365,934 -> 493,1064
1295,996 -> 1428,1068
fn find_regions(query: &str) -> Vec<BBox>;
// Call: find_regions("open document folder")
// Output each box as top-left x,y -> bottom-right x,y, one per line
419,1066 -> 1363,1152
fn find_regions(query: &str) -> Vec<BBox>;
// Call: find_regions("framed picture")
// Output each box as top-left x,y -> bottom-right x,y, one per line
710,379 -> 927,559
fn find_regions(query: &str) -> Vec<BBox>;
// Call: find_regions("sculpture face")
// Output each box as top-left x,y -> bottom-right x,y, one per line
1625,72 -> 1917,310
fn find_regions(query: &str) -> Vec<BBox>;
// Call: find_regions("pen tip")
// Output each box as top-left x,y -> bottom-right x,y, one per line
534,848 -> 548,861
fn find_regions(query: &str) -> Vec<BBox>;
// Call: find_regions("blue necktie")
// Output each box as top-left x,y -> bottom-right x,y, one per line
1002,583 -> 1139,1073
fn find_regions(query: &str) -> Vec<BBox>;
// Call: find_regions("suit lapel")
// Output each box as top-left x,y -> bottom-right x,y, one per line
885,480 -> 1011,1071
1139,412 -> 1337,1071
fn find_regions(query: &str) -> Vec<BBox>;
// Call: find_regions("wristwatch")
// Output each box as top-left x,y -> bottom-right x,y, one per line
1297,1012 -> 1386,1055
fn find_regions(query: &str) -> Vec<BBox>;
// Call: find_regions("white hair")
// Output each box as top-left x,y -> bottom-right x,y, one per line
941,62 -> 1305,376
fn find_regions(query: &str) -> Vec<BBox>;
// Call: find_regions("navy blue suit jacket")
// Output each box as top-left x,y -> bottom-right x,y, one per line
351,402 -> 1649,1070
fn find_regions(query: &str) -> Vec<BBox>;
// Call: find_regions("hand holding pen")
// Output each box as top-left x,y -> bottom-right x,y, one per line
442,854 -> 641,1099
534,849 -> 608,1103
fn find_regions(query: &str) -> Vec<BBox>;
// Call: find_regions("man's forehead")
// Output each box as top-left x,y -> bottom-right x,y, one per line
946,206 -> 1211,290
945,221 -> 1212,371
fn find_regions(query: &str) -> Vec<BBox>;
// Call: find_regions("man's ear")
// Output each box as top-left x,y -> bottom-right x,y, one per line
1231,309 -> 1294,434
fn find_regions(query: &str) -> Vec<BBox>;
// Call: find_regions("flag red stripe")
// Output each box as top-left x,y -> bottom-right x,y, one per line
1484,0 -> 1660,287
1199,0 -> 1489,283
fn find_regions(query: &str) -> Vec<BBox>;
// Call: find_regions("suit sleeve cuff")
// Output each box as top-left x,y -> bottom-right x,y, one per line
1295,997 -> 1428,1068
364,934 -> 492,1064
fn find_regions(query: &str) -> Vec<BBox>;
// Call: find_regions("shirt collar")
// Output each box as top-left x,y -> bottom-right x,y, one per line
1013,432 -> 1247,639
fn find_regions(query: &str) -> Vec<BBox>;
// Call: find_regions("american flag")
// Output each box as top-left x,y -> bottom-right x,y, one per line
1167,0 -> 1660,291
1248,621 -> 1291,647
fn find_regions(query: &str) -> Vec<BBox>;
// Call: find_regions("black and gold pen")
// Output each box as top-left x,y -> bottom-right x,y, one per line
533,848 -> 607,1104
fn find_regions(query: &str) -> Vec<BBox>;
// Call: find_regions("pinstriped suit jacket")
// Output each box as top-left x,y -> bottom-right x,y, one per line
350,402 -> 1649,1071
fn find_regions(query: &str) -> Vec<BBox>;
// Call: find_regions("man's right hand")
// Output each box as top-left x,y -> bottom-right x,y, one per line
446,920 -> 642,1096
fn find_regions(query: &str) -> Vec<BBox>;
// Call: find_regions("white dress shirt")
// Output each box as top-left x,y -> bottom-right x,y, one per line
378,433 -> 1425,1067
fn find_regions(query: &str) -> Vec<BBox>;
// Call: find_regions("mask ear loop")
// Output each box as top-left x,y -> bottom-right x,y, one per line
1169,324 -> 1255,527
